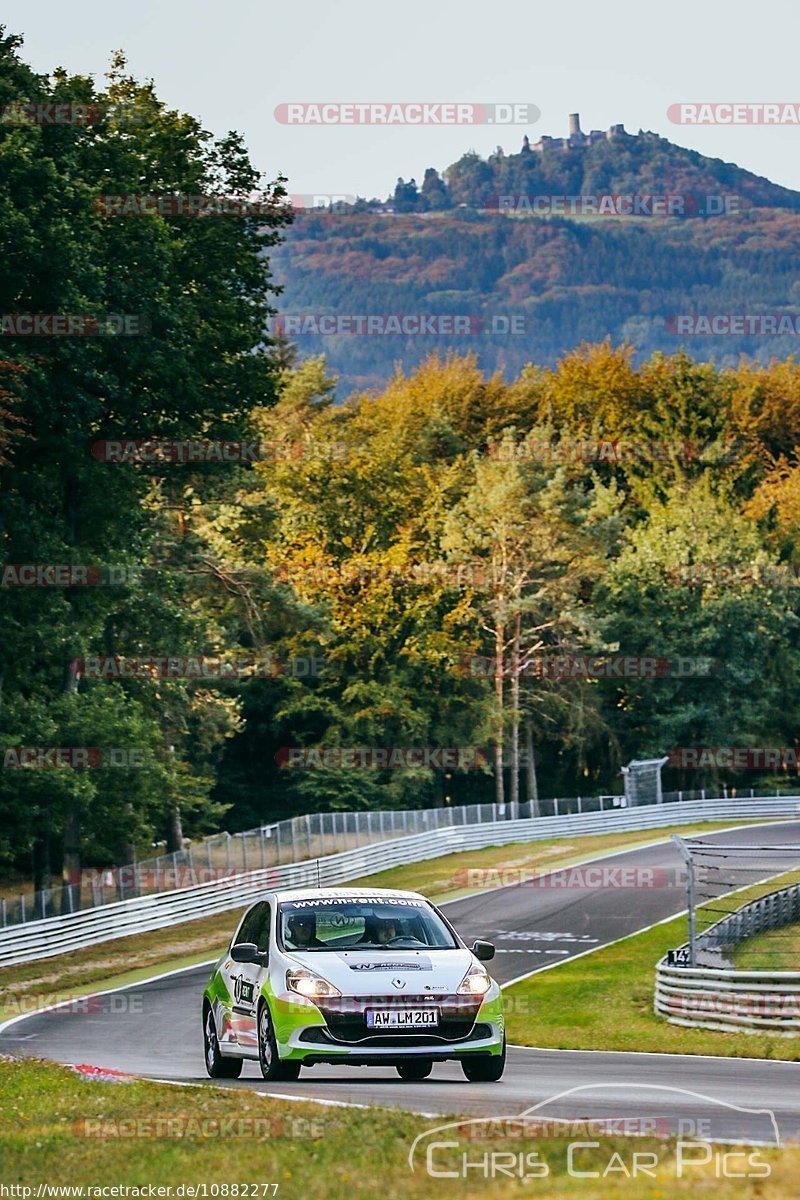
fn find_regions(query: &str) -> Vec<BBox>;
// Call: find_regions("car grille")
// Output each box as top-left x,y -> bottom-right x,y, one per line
312,993 -> 483,1043
300,1022 -> 494,1048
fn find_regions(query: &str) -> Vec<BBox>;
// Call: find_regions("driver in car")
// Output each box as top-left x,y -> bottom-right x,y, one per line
374,917 -> 398,944
286,912 -> 325,949
359,916 -> 399,945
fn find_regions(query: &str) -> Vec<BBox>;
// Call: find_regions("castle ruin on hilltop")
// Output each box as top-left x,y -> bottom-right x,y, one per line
522,113 -> 626,153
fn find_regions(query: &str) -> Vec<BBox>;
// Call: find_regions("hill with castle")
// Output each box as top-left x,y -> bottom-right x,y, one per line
344,113 -> 800,214
271,115 -> 800,393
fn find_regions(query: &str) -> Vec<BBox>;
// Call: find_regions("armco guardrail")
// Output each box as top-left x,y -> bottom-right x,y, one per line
655,881 -> 800,1034
655,960 -> 800,1034
2,794 -> 799,968
696,881 -> 800,963
7,784 -> 778,927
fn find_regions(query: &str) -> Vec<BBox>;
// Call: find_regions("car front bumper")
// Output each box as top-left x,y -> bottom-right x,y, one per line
273,987 -> 505,1064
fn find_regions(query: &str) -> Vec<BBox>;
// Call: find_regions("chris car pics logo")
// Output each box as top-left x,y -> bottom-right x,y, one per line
408,1084 -> 778,1179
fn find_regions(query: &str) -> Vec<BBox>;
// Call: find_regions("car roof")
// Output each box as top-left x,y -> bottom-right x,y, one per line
271,886 -> 427,901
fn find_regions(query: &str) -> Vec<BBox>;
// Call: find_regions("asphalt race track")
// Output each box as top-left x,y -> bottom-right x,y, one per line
4,820 -> 800,1143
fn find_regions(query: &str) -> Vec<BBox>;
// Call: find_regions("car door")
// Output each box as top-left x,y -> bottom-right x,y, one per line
227,901 -> 270,1049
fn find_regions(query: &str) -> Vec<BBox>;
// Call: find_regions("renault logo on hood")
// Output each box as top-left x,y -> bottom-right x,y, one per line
391,977 -> 405,988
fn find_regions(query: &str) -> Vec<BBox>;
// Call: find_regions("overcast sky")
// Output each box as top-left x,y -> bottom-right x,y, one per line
4,0 -> 800,198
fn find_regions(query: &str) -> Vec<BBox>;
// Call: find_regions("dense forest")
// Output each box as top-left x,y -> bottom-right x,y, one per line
2,31 -> 800,892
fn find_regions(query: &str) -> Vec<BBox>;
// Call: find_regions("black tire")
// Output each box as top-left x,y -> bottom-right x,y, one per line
461,1036 -> 506,1082
258,999 -> 301,1081
396,1059 -> 433,1081
204,1004 -> 243,1079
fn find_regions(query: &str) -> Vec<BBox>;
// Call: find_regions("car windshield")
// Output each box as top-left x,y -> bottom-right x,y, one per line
278,897 -> 458,952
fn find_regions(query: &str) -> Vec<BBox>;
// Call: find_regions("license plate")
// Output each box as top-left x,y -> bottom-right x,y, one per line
366,1008 -> 439,1028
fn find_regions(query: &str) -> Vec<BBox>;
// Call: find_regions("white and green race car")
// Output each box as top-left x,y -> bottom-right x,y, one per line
202,886 -> 506,1082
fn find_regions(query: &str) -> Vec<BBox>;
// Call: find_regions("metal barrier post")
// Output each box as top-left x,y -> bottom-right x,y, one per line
672,835 -> 696,966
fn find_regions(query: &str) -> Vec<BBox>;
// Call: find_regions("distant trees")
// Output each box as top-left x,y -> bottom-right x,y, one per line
274,204 -> 800,396
393,177 -> 420,212
6,303 -> 800,873
421,168 -> 450,210
392,171 -> 451,212
205,347 -> 800,822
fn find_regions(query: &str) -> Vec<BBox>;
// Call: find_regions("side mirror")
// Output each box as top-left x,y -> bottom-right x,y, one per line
471,939 -> 495,962
231,942 -> 259,963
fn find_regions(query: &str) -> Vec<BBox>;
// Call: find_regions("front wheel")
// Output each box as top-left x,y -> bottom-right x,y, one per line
396,1059 -> 433,1081
258,1000 -> 301,1081
461,1036 -> 506,1082
204,1004 -> 242,1079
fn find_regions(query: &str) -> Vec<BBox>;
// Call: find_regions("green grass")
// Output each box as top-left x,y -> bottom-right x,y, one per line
505,867 -> 800,1059
732,922 -> 800,970
0,1057 -> 792,1198
0,820 -> 768,1023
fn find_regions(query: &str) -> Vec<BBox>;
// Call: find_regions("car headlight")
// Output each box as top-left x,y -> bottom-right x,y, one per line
286,968 -> 341,999
457,965 -> 492,996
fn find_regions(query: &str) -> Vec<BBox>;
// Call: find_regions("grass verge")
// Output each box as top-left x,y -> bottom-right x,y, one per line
0,1057 -> 793,1197
732,922 -> 800,970
0,820 -> 772,1022
505,867 -> 800,1060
